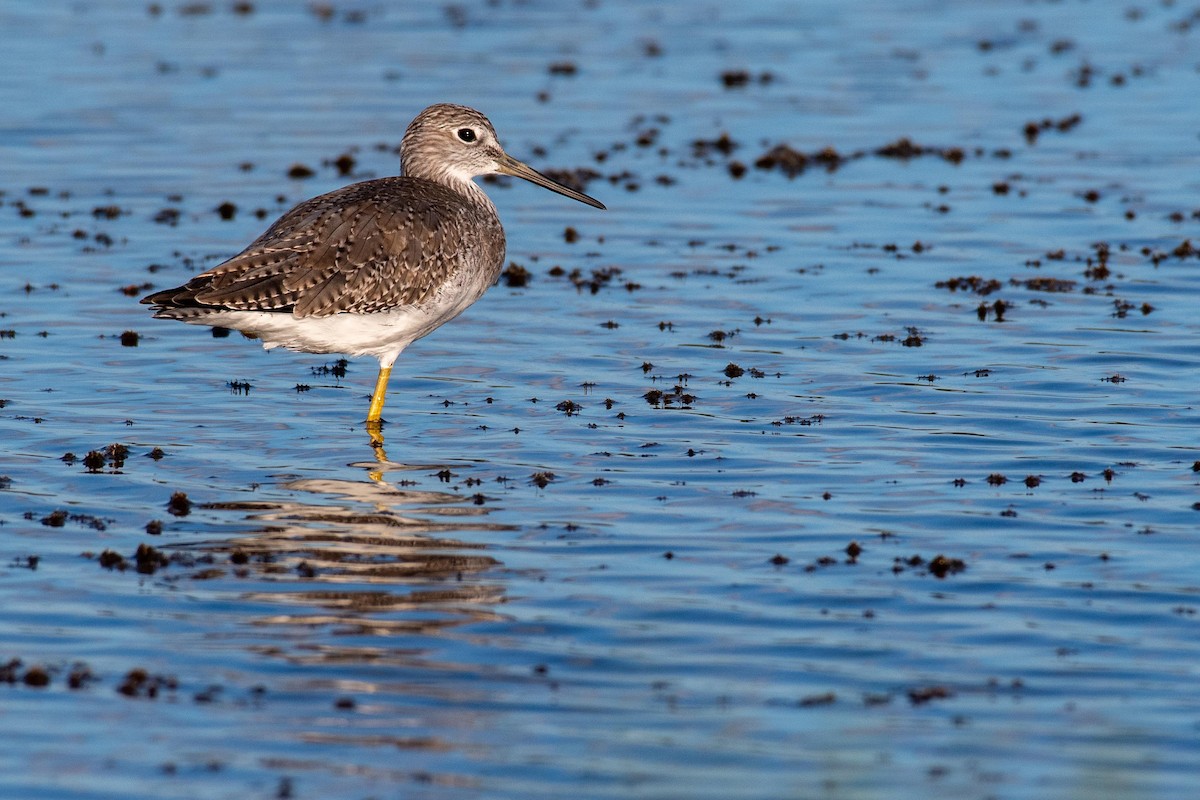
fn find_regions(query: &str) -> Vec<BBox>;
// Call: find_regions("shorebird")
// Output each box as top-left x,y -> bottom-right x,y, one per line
143,103 -> 604,437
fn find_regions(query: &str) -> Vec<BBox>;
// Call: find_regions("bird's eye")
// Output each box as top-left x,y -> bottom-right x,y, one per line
457,128 -> 477,143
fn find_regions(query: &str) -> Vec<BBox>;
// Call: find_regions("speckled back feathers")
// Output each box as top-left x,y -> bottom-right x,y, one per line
143,104 -> 511,321
145,177 -> 504,319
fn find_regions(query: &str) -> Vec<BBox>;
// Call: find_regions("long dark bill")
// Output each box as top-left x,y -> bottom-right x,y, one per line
498,154 -> 606,210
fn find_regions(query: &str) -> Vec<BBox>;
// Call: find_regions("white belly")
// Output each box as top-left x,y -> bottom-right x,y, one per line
185,303 -> 464,364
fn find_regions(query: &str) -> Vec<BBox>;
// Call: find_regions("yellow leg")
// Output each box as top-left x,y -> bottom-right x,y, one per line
367,365 -> 392,423
366,365 -> 392,449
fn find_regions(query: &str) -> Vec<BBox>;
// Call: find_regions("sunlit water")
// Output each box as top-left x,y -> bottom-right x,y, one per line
2,2 -> 1199,798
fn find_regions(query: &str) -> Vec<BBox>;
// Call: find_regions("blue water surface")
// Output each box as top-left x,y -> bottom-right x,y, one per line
1,2 -> 1199,798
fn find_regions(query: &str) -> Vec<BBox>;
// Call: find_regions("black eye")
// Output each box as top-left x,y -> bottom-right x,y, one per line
457,128 -> 477,142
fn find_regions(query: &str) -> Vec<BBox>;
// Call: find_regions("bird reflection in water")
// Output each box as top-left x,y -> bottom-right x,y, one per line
186,456 -> 513,660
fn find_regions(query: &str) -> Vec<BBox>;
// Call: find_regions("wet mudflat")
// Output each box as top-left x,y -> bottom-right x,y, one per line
2,2 -> 1199,798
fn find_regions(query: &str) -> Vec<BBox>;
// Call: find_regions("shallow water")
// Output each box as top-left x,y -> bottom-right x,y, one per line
2,1 -> 1199,798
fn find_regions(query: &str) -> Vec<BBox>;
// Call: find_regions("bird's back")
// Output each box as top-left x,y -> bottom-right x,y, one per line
144,176 -> 506,319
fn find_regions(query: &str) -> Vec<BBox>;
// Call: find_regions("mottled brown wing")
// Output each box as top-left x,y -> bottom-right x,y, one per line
187,178 -> 472,318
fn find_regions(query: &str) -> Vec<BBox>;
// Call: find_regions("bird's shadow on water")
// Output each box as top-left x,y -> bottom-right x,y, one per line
168,436 -> 516,665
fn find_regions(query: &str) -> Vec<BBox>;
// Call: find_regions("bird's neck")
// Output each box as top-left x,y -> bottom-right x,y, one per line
403,163 -> 497,216
455,177 -> 497,215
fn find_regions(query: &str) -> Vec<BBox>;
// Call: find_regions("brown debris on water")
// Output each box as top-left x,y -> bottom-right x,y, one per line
119,282 -> 154,297
928,555 -> 967,578
0,659 -> 21,683
92,204 -> 124,220
1110,298 -> 1152,318
692,133 -> 738,159
1170,239 -> 1199,259
167,491 -> 192,516
977,299 -> 1009,322
67,663 -> 97,689
38,509 -> 108,531
812,146 -> 850,172
555,400 -> 582,416
845,541 -> 863,563
10,554 -> 37,569
771,414 -> 823,427
311,358 -> 348,379
501,262 -> 531,287
135,543 -> 169,574
720,69 -> 774,88
286,163 -> 315,179
152,207 -> 181,226
98,549 -> 127,570
634,127 -> 659,148
556,265 -> 623,294
753,144 -> 809,178
798,692 -> 837,707
1023,113 -> 1082,144
752,131 -> 1004,180
330,153 -> 356,176
117,668 -> 177,699
642,384 -> 695,409
936,276 -> 1002,296
215,201 -> 238,220
22,665 -> 50,688
875,138 -> 966,164
105,444 -> 129,469
1019,276 -> 1076,292
908,685 -> 954,705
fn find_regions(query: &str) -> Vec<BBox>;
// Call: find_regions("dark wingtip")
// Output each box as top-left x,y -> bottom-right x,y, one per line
140,284 -> 205,311
140,287 -> 180,307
